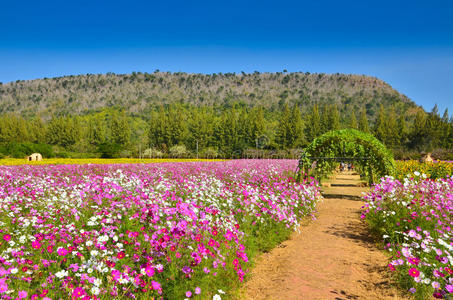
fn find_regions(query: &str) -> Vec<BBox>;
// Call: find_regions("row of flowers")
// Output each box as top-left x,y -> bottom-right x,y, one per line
395,160 -> 453,181
362,172 -> 453,299
0,158 -> 223,166
0,160 -> 321,299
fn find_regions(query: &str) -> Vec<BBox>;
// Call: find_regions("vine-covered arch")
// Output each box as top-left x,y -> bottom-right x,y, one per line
298,129 -> 395,183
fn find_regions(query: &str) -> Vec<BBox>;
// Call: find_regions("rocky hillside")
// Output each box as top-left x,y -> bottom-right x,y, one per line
0,71 -> 419,119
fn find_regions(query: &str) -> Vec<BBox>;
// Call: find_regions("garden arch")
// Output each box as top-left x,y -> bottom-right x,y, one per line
296,129 -> 395,184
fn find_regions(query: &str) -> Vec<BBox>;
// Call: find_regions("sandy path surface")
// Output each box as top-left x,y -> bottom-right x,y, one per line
240,173 -> 407,300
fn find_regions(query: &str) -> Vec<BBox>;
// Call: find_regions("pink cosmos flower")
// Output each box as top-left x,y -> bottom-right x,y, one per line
18,291 -> 27,299
57,248 -> 68,256
151,281 -> 161,292
2,235 -> 11,242
32,241 -> 42,249
145,266 -> 155,277
69,264 -> 79,272
186,291 -> 192,298
72,287 -> 85,299
408,267 -> 420,278
195,287 -> 201,295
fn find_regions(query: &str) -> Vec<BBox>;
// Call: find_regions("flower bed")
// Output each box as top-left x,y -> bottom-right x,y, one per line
0,160 -> 321,299
362,173 -> 453,299
0,158 -> 223,166
395,160 -> 453,181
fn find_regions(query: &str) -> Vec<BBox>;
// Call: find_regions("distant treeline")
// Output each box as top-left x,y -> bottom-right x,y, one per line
0,103 -> 451,159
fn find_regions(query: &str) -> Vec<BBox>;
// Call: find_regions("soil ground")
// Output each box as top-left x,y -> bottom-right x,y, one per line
239,172 -> 407,300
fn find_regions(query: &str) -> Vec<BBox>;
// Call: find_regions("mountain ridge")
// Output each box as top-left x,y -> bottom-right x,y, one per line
0,71 -> 420,119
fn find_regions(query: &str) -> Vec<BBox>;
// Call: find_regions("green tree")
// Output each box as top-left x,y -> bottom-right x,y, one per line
29,117 -> 47,144
329,104 -> 340,131
387,106 -> 399,148
110,110 -> 130,146
306,104 -> 321,141
275,103 -> 291,148
408,109 -> 428,151
397,113 -> 408,148
358,106 -> 369,133
289,105 -> 305,147
374,104 -> 387,144
349,109 -> 358,130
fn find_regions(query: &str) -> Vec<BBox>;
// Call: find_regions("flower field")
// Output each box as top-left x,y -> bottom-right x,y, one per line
362,173 -> 453,299
0,158 -> 222,166
0,160 -> 321,299
395,160 -> 453,181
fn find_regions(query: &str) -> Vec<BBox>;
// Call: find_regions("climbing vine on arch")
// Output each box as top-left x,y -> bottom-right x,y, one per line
300,129 -> 395,183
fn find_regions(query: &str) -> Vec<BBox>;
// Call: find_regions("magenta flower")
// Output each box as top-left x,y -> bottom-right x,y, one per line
18,291 -> 27,299
408,267 -> 420,278
145,266 -> 155,277
72,287 -> 85,299
57,247 -> 68,256
32,240 -> 42,249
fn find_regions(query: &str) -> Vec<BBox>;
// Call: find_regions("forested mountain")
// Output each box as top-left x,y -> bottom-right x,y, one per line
0,72 -> 451,160
0,71 -> 418,119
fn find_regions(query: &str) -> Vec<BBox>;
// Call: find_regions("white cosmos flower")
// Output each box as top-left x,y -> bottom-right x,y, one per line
55,270 -> 68,278
93,278 -> 102,286
213,295 -> 221,300
91,287 -> 100,295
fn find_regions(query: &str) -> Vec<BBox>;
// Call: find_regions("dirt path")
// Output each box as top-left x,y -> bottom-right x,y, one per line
240,172 -> 407,300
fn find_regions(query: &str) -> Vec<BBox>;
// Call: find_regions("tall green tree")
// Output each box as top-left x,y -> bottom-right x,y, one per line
275,103 -> 291,149
349,109 -> 358,129
328,104 -> 340,131
374,104 -> 388,143
289,105 -> 305,147
110,110 -> 130,146
29,117 -> 47,144
408,108 -> 428,151
358,106 -> 369,133
387,106 -> 399,148
306,104 -> 321,141
397,113 -> 408,148
320,104 -> 330,133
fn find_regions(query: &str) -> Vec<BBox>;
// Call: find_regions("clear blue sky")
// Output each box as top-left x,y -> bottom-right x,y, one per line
1,0 -> 452,114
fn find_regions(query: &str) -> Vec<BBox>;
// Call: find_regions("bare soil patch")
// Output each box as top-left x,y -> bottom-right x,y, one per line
239,173 -> 407,300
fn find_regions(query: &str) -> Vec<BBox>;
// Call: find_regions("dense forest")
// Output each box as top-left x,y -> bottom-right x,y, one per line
0,101 -> 451,160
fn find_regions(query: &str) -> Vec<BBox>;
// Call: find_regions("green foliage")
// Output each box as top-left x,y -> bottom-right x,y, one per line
110,110 -> 130,146
349,109 -> 358,130
358,106 -> 370,133
302,129 -> 396,182
97,143 -> 121,158
2,142 -> 54,158
276,104 -> 305,148
0,95 -> 451,159
169,145 -> 188,158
